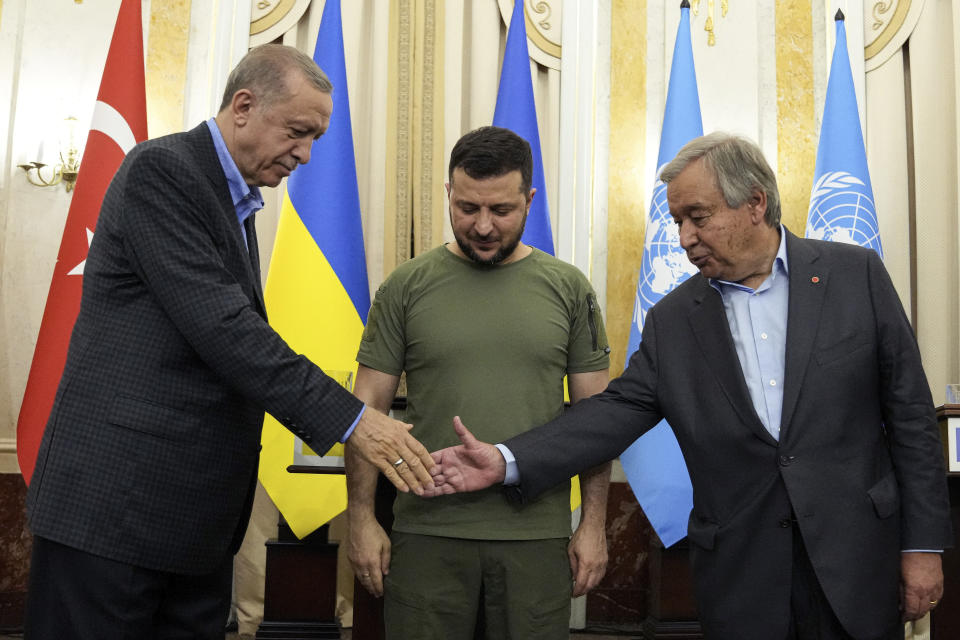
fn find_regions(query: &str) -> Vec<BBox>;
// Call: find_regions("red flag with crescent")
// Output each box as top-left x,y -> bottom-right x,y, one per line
17,0 -> 148,483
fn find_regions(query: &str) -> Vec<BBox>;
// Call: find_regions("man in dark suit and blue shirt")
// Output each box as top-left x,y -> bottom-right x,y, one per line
25,44 -> 435,639
428,133 -> 952,640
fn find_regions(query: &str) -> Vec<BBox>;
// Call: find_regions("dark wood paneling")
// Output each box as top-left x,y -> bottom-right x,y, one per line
0,473 -> 31,630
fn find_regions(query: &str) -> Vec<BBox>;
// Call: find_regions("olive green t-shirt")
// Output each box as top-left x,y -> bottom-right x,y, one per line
358,246 -> 609,540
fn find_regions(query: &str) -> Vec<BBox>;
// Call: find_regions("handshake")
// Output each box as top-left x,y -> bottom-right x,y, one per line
347,409 -> 505,496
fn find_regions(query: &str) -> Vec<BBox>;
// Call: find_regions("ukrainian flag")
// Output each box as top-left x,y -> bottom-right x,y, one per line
258,0 -> 370,538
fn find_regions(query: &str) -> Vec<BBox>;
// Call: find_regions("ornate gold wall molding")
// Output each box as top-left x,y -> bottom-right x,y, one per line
865,0 -> 925,70
385,0 -> 411,273
497,0 -> 561,70
412,0 -> 444,257
250,0 -> 311,46
384,0 -> 445,273
690,0 -> 729,46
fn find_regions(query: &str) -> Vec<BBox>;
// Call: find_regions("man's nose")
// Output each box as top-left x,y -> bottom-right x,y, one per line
293,139 -> 313,165
678,222 -> 697,250
474,210 -> 494,234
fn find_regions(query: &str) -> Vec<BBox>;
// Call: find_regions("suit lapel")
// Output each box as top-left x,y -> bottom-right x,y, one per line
244,215 -> 266,316
780,231 -> 827,441
189,124 -> 267,318
687,277 -> 776,445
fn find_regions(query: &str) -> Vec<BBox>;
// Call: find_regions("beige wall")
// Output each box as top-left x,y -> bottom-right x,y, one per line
861,0 -> 959,405
904,0 -> 959,404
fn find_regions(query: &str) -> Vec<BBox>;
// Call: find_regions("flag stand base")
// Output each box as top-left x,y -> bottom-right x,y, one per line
256,520 -> 341,639
643,538 -> 703,639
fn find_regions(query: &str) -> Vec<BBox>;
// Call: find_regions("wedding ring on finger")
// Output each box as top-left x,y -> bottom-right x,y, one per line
393,458 -> 404,468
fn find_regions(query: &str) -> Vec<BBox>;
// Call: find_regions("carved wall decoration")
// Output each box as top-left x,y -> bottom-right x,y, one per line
250,0 -> 312,47
497,0 -> 562,70
691,0 -> 729,46
864,0 -> 925,71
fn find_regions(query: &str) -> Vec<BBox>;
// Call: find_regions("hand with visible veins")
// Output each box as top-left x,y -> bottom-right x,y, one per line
900,552 -> 943,621
347,407 -> 436,495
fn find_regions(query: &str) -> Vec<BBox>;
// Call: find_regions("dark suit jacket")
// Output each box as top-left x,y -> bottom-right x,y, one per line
27,123 -> 362,575
507,230 -> 952,639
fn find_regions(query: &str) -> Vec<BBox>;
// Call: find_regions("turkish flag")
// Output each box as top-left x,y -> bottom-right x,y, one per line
17,0 -> 148,484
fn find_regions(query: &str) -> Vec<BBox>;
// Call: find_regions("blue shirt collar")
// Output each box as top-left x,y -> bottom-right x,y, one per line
710,225 -> 789,294
205,118 -> 264,224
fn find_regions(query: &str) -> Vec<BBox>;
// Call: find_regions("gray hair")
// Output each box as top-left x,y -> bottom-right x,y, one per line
659,132 -> 781,227
218,44 -> 332,113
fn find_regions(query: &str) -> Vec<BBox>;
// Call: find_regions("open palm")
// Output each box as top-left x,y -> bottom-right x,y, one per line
426,416 -> 506,495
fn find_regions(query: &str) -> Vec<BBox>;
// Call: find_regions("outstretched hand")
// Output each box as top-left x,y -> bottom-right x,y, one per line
424,416 -> 507,497
346,407 -> 436,495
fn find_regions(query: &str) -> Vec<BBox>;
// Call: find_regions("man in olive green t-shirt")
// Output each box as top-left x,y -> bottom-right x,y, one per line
346,127 -> 612,640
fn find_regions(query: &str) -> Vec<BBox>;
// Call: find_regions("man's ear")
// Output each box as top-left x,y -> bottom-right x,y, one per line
230,89 -> 256,126
526,187 -> 537,209
749,188 -> 767,224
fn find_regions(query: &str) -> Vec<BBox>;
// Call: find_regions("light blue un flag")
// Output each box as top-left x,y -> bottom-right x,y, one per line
492,0 -> 554,255
619,2 -> 701,548
806,11 -> 882,257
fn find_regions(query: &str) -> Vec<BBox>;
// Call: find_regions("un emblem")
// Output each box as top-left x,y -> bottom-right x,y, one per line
806,171 -> 882,255
633,182 -> 698,330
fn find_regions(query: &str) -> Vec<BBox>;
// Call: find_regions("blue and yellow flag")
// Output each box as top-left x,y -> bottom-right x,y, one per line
258,0 -> 370,538
620,1 -> 700,548
806,11 -> 882,257
492,0 -> 554,255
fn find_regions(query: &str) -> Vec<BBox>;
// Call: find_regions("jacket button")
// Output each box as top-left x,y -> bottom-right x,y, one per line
779,518 -> 791,528
778,455 -> 796,467
302,435 -> 313,444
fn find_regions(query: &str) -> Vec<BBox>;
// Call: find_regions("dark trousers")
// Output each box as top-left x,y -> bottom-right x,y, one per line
25,535 -> 232,640
787,524 -> 901,640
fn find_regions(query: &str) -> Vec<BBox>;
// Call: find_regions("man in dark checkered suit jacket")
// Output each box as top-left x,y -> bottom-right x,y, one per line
24,44 -> 435,639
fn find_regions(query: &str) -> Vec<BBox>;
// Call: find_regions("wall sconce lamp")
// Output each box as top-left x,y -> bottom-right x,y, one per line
19,116 -> 83,192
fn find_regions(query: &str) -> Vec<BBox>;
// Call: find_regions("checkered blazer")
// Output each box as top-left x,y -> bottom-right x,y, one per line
27,123 -> 362,575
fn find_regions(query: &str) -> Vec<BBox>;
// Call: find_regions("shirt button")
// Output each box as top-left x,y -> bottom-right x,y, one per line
769,379 -> 777,387
761,332 -> 768,340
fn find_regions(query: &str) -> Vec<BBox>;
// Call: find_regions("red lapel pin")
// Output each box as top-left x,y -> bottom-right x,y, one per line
811,276 -> 820,284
